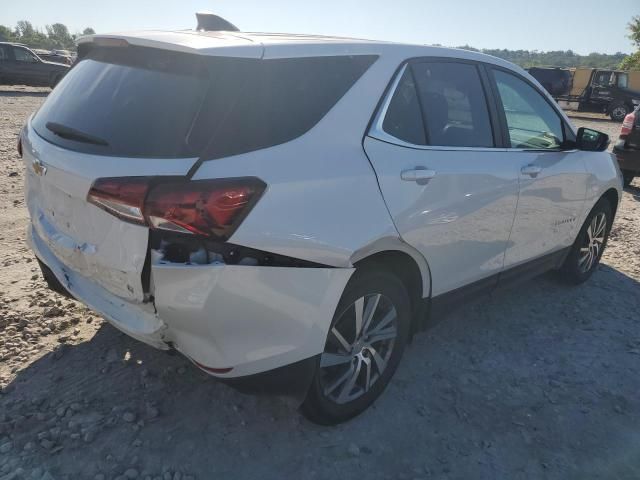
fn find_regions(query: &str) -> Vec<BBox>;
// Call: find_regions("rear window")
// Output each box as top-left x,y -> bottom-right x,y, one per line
32,46 -> 377,158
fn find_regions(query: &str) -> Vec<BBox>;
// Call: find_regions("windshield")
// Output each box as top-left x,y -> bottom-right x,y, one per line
32,46 -> 376,159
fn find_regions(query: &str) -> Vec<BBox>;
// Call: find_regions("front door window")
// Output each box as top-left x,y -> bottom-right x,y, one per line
493,70 -> 564,149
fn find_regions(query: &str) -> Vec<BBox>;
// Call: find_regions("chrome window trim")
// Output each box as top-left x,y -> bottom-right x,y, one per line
369,63 -> 410,145
368,62 -> 507,152
368,60 -> 576,154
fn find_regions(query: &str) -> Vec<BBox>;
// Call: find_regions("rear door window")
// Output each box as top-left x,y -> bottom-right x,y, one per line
411,62 -> 494,148
31,46 -> 376,159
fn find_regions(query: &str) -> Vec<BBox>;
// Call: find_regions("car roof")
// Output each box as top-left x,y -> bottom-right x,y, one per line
0,42 -> 29,47
77,30 -> 517,69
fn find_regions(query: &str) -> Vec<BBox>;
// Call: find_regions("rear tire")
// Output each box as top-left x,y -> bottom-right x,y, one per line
558,198 -> 612,284
609,102 -> 630,122
300,267 -> 411,425
622,170 -> 635,188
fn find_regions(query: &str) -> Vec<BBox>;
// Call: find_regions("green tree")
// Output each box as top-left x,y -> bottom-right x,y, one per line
14,20 -> 49,48
628,16 -> 640,45
0,25 -> 15,42
620,52 -> 640,70
82,27 -> 95,35
45,23 -> 74,49
460,46 -> 625,69
15,20 -> 35,38
619,16 -> 640,70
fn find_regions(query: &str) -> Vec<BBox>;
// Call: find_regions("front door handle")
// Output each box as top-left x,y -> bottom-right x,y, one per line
521,165 -> 542,178
401,167 -> 437,185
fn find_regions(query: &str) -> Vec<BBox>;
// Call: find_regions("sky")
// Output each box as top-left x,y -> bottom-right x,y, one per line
3,0 -> 639,55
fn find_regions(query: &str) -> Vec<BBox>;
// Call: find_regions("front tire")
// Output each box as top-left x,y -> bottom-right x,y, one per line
559,198 -> 612,284
300,268 -> 411,425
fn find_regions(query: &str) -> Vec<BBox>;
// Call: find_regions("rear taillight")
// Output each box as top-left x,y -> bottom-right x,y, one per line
87,177 -> 151,224
87,177 -> 265,240
621,112 -> 636,136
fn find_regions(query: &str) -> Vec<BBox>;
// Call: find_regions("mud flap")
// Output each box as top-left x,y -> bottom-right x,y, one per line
218,355 -> 319,404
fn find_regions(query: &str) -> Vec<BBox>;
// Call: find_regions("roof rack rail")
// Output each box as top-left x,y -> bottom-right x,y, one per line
195,12 -> 239,32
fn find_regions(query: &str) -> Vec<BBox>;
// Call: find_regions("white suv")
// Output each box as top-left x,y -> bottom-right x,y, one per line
21,29 -> 622,424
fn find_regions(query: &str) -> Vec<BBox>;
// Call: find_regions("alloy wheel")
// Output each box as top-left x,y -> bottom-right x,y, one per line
578,212 -> 607,273
319,293 -> 398,404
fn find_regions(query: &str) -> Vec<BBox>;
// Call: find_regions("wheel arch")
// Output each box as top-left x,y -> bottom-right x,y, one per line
601,187 -> 619,217
350,238 -> 431,300
350,239 -> 433,337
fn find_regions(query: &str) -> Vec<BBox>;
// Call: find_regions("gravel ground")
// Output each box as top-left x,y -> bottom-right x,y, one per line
1,86 -> 639,480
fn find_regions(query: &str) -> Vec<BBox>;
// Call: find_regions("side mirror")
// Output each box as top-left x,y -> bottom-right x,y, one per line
576,127 -> 609,152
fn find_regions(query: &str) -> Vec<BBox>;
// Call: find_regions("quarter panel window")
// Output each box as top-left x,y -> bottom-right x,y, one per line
381,67 -> 426,145
412,62 -> 494,148
493,70 -> 564,149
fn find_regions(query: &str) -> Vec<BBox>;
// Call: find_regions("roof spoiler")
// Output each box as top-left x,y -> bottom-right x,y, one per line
195,12 -> 239,32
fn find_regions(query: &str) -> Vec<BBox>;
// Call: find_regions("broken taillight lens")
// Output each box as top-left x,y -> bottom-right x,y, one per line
621,112 -> 636,137
87,177 -> 265,240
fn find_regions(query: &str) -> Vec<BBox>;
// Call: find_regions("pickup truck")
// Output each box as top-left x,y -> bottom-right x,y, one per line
0,42 -> 69,88
528,67 -> 640,121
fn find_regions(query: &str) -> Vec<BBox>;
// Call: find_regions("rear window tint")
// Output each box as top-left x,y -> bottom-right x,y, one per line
32,47 -> 209,158
412,62 -> 494,148
197,55 -> 377,160
31,47 -> 376,159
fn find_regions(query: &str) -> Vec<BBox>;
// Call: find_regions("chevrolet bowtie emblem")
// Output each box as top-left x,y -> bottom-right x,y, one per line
32,158 -> 47,176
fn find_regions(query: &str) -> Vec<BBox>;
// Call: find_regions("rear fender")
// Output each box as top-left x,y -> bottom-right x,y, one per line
151,261 -> 354,377
350,236 -> 432,298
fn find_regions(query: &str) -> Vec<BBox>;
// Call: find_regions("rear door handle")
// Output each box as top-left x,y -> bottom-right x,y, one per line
521,165 -> 542,178
401,168 -> 437,185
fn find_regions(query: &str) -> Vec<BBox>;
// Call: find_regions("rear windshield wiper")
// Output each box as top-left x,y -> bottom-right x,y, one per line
46,122 -> 109,147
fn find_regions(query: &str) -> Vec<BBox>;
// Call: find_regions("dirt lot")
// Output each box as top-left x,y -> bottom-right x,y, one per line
1,86 -> 639,480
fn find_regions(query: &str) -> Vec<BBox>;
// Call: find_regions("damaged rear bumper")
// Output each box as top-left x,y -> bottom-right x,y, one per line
28,224 -> 354,378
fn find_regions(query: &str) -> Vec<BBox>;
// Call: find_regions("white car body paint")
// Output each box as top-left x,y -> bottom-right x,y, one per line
22,126 -> 197,302
152,264 -> 353,376
502,149 -> 591,269
24,31 -> 622,379
363,137 -> 520,296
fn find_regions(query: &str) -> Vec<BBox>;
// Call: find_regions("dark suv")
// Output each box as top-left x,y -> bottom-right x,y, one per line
0,42 -> 69,88
614,106 -> 640,187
